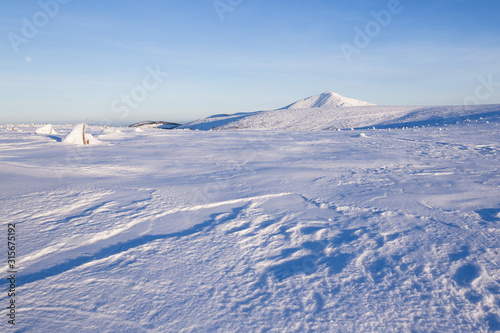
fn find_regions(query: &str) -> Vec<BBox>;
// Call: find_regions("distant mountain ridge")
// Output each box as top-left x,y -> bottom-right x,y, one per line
279,91 -> 375,109
129,121 -> 181,129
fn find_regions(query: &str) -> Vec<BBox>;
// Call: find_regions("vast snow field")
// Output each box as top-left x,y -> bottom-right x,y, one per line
1,105 -> 500,332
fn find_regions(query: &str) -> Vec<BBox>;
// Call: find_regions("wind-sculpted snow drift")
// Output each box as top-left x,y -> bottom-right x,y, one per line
1,106 -> 500,331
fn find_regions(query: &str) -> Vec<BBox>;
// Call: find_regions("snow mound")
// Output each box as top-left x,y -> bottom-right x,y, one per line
280,91 -> 375,109
99,128 -> 123,138
62,123 -> 100,145
36,124 -> 57,135
101,128 -> 122,135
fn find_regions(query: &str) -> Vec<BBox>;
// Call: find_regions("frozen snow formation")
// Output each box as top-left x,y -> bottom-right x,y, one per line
98,128 -> 124,138
101,128 -> 123,135
35,124 -> 57,135
280,91 -> 375,109
62,123 -> 100,145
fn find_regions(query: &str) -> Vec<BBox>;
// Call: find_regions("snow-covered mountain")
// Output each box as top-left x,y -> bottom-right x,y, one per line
280,91 -> 375,109
179,104 -> 500,131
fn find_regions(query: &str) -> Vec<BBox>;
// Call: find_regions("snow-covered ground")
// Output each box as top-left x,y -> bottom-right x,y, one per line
1,104 -> 500,332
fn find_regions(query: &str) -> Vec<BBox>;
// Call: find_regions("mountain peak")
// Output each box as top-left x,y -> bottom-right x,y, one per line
279,91 -> 375,110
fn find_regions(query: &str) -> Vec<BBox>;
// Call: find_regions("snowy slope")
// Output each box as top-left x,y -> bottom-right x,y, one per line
177,111 -> 260,131
280,91 -> 375,109
1,120 -> 499,332
180,104 -> 500,131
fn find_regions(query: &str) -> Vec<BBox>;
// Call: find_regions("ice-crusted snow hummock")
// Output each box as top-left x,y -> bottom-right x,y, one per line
62,123 -> 100,145
35,124 -> 57,135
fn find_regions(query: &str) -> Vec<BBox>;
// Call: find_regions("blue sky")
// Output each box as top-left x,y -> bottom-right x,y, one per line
1,0 -> 500,125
